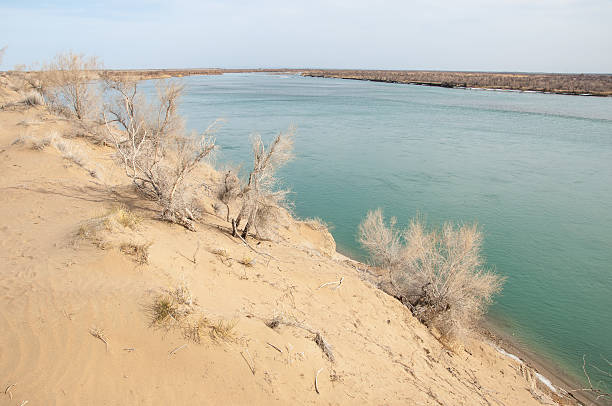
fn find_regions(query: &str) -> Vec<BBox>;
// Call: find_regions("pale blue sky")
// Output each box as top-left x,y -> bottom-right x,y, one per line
1,0 -> 611,72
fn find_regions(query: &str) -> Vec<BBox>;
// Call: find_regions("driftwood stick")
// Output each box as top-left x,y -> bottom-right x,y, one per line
89,328 -> 109,352
315,367 -> 324,394
241,351 -> 256,375
318,277 -> 344,290
168,343 -> 188,357
234,232 -> 278,261
267,342 -> 283,353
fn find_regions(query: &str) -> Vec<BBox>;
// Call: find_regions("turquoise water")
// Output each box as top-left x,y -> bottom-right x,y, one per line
144,73 -> 612,388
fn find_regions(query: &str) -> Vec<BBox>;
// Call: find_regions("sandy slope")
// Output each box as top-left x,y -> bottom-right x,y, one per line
0,95 -> 579,405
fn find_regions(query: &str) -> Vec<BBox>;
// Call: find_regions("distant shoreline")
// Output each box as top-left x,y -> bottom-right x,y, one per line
5,68 -> 609,97
96,68 -> 612,97
300,70 -> 612,97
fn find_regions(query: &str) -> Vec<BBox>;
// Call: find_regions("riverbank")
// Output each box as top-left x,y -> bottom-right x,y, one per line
336,245 -> 604,406
0,73 -> 588,405
481,317 -> 606,406
300,69 -> 612,96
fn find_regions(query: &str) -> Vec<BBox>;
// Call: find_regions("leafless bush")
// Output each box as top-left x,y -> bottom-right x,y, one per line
231,129 -> 295,239
53,137 -> 89,167
22,91 -> 45,106
39,52 -> 102,120
216,168 -> 241,221
0,90 -> 45,110
359,210 -> 504,339
0,46 -> 6,66
358,209 -> 403,269
103,77 -> 218,230
303,217 -> 332,232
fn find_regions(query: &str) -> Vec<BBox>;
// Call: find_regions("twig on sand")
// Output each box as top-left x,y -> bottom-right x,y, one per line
241,350 -> 256,375
317,277 -> 344,290
266,317 -> 335,362
89,327 -> 109,352
267,342 -> 283,353
178,241 -> 201,264
5,383 -> 16,399
168,343 -> 188,357
234,232 -> 277,262
315,368 -> 324,394
19,401 -> 28,406
123,348 -> 135,352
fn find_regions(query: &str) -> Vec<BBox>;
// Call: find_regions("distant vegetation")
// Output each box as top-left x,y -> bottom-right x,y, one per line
303,70 -> 612,96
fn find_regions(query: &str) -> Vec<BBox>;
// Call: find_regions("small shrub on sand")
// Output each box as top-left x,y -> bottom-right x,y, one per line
149,283 -> 197,328
238,255 -> 255,267
53,137 -> 88,167
76,205 -> 143,251
209,319 -> 238,342
32,131 -> 59,150
150,294 -> 181,326
112,206 -> 142,230
183,317 -> 237,344
22,91 -> 45,106
183,317 -> 210,344
358,209 -> 505,340
119,241 -> 152,264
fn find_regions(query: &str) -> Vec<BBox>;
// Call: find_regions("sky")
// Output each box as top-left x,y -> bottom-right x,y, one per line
1,0 -> 611,73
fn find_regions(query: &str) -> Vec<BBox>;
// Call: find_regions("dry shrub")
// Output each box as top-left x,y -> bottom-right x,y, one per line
52,137 -> 89,167
231,129 -> 295,240
0,46 -> 6,66
22,91 -> 45,106
216,168 -> 241,221
358,209 -> 505,340
0,90 -> 45,110
11,131 -> 58,150
358,209 -> 403,269
103,77 -> 217,231
38,52 -> 102,120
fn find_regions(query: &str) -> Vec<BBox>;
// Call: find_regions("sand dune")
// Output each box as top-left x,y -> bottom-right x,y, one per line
0,89 -> 580,405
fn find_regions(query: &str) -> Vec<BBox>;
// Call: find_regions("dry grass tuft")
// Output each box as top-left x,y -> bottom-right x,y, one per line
182,316 -> 211,344
303,217 -> 332,232
209,319 -> 238,342
112,206 -> 142,230
120,241 -> 151,264
238,255 -> 255,267
149,294 -> 182,327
